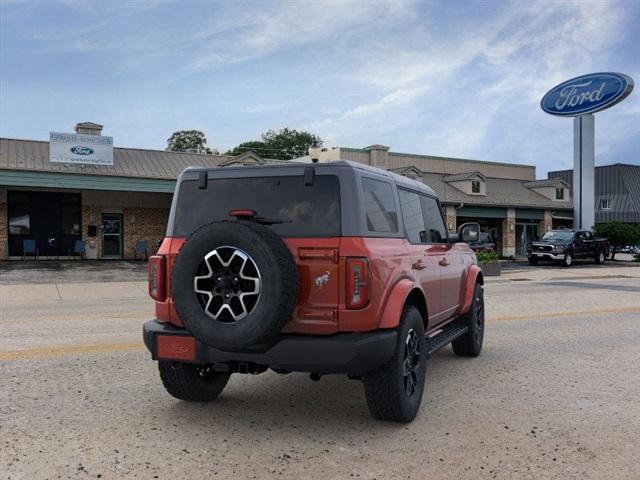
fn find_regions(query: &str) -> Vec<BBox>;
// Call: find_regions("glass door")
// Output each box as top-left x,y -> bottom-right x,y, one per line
102,213 -> 123,259
516,223 -> 539,257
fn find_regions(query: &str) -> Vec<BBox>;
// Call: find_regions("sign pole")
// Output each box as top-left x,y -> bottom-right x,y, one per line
572,114 -> 595,229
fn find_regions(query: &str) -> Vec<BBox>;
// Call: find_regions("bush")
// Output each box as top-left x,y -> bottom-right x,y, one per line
476,251 -> 499,263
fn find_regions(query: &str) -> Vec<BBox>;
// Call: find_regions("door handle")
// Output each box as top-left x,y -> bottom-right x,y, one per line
412,260 -> 426,271
439,257 -> 450,267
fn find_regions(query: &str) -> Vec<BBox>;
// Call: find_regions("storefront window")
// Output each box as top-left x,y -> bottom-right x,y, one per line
8,192 -> 30,234
9,208 -> 30,234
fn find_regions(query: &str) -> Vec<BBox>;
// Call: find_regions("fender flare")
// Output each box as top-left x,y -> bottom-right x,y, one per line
459,264 -> 483,315
378,279 -> 426,329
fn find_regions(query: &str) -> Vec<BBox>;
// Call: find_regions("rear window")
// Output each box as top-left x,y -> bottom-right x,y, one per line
173,175 -> 341,237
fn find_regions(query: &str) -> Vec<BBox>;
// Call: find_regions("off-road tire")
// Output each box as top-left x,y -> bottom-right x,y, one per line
594,250 -> 606,264
171,220 -> 298,350
452,282 -> 484,357
562,253 -> 573,267
528,256 -> 539,266
363,306 -> 426,423
158,361 -> 231,402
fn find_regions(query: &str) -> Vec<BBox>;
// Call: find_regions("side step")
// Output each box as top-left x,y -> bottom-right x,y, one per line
425,324 -> 468,356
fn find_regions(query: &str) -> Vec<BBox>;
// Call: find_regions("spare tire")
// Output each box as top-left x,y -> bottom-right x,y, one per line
171,220 -> 298,350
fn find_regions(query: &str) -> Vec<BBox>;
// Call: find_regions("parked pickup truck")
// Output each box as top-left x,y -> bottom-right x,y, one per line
527,229 -> 609,267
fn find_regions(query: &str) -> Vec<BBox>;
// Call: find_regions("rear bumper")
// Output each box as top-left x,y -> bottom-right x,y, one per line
143,320 -> 397,375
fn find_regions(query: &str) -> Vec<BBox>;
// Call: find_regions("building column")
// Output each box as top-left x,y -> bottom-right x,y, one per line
444,205 -> 457,233
82,205 -> 102,259
0,188 -> 7,260
365,144 -> 390,169
539,210 -> 553,238
502,208 -> 516,257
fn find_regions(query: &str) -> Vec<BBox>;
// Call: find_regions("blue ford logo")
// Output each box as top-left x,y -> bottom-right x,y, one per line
541,72 -> 633,116
70,146 -> 95,155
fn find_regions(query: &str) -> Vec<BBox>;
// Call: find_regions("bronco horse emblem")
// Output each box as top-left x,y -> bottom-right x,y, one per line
314,271 -> 330,289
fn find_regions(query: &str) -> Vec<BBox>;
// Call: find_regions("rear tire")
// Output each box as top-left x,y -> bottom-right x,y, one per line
363,306 -> 426,423
594,250 -> 606,264
158,361 -> 230,402
452,283 -> 484,357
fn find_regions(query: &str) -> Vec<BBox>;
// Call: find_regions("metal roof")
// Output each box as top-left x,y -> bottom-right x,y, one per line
0,137 -> 232,180
549,164 -> 640,222
442,171 -> 486,182
523,178 -> 568,188
420,172 -> 573,210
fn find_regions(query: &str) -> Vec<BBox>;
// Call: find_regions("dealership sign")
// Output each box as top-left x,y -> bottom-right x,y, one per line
541,72 -> 634,116
49,132 -> 114,165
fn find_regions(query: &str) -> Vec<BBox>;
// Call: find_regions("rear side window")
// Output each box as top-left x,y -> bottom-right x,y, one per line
420,196 -> 447,243
173,175 -> 341,237
399,189 -> 426,243
362,178 -> 398,233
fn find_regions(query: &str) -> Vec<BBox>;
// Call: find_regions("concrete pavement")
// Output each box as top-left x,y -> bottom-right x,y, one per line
1,263 -> 639,479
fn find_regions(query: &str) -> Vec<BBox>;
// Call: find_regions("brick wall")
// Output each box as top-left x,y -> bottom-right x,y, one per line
501,208 -> 516,257
122,207 -> 169,259
81,205 -> 103,259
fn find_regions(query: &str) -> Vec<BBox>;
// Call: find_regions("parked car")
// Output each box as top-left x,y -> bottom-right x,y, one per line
469,232 -> 496,253
144,160 -> 485,423
618,245 -> 640,254
527,229 -> 609,267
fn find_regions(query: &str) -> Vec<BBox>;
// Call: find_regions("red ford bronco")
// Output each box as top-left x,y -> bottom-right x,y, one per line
144,160 -> 484,422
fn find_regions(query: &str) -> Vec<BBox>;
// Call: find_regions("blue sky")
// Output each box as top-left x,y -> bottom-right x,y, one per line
1,0 -> 638,176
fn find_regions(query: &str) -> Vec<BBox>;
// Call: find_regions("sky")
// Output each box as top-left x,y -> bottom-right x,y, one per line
1,0 -> 638,177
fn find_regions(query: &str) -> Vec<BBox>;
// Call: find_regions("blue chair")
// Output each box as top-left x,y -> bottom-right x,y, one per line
133,240 -> 148,260
22,239 -> 38,261
68,240 -> 86,260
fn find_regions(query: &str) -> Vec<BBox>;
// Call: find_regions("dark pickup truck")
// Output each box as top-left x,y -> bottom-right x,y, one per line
528,230 -> 609,267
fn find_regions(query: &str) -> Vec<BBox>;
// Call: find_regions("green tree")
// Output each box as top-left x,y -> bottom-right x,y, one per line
226,128 -> 322,160
225,141 -> 269,157
167,130 -> 216,154
594,222 -> 640,260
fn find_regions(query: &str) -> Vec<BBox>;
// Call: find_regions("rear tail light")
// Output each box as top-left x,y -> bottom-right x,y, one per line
346,257 -> 369,309
149,255 -> 166,301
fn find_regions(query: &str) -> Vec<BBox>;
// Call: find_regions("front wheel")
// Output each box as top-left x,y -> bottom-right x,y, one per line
594,250 -> 606,264
528,256 -> 539,265
562,253 -> 573,267
158,361 -> 231,402
363,306 -> 426,423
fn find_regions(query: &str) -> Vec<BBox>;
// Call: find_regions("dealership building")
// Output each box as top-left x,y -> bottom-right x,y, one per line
3,121 -> 634,261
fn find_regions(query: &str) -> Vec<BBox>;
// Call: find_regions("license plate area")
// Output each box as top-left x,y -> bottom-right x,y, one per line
156,334 -> 196,361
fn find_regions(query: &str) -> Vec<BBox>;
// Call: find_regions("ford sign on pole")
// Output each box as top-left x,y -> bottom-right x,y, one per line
541,72 -> 634,116
541,72 -> 634,230
49,132 -> 114,166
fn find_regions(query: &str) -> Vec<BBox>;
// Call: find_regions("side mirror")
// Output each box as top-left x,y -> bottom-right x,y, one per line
448,233 -> 460,243
458,222 -> 480,243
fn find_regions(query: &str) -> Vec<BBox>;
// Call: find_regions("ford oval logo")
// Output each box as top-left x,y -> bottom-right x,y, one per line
541,72 -> 634,117
70,146 -> 95,155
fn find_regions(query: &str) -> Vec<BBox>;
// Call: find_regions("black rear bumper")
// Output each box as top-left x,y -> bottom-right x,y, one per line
143,320 -> 397,375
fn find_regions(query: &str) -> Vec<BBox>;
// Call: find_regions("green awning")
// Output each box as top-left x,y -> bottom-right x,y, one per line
516,208 -> 544,220
456,206 -> 507,218
0,169 -> 176,193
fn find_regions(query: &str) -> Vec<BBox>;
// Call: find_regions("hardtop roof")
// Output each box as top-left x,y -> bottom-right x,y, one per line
184,159 -> 437,197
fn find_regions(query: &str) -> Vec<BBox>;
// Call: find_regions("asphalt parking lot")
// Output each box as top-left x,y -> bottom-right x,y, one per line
1,260 -> 639,479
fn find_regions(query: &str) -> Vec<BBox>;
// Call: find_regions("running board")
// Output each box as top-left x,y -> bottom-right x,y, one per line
425,325 -> 468,356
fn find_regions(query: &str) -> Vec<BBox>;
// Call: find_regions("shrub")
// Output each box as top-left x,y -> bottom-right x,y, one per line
476,251 -> 499,263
